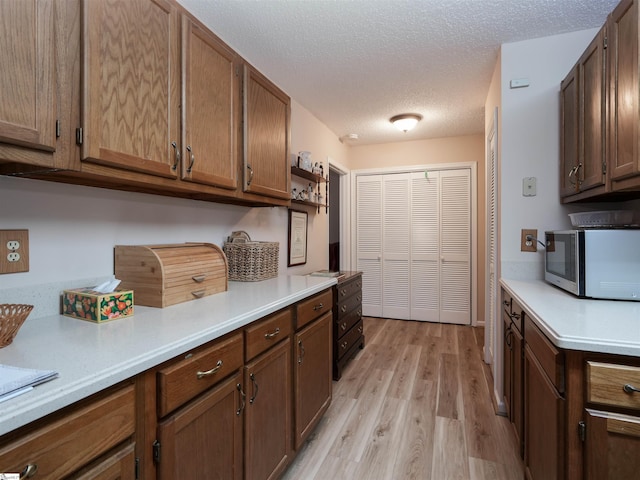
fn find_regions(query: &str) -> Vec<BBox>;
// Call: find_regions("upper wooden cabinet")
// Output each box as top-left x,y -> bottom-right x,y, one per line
560,28 -> 607,201
180,14 -> 239,190
82,0 -> 180,179
0,0 -> 56,167
243,65 -> 291,201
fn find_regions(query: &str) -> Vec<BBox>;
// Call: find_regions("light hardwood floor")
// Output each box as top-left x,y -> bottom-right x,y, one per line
282,317 -> 525,480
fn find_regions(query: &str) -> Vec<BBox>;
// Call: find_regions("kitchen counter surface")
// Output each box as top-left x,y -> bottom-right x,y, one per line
500,278 -> 640,356
0,275 -> 336,437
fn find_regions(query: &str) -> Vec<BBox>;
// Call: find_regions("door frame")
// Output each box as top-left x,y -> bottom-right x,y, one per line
328,157 -> 351,271
350,162 -> 478,327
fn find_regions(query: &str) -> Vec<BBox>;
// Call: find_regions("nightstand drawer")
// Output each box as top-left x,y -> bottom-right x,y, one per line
587,362 -> 640,411
335,319 -> 364,360
335,306 -> 361,339
337,292 -> 362,319
336,276 -> 362,302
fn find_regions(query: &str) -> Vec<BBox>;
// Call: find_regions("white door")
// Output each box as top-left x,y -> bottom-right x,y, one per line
356,168 -> 471,324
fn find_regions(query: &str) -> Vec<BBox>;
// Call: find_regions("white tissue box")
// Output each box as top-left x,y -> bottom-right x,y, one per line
62,288 -> 134,322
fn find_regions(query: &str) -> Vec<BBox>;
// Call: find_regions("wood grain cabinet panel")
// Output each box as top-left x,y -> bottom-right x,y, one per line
82,0 -> 180,178
0,0 -> 56,166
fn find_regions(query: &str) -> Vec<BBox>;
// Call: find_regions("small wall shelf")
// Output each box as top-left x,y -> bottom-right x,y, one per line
291,166 -> 329,213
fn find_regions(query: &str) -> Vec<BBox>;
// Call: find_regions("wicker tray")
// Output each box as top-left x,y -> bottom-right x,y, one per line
223,238 -> 279,282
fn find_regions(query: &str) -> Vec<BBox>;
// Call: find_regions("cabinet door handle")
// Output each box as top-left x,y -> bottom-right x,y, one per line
246,164 -> 254,186
236,383 -> 245,415
623,384 -> 640,394
568,165 -> 578,185
264,327 -> 280,339
504,325 -> 513,349
186,145 -> 195,173
20,464 -> 38,479
192,274 -> 207,283
313,303 -> 324,311
191,289 -> 206,298
197,360 -> 223,379
171,141 -> 180,171
298,340 -> 305,364
249,373 -> 259,404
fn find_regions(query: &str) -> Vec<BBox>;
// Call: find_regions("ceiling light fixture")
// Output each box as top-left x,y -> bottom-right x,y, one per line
339,133 -> 359,143
390,114 -> 422,132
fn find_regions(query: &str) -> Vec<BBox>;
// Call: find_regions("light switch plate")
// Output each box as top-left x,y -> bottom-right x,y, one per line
523,177 -> 536,196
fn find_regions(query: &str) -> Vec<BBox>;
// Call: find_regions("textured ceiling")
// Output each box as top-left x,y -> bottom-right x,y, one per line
178,0 -> 617,145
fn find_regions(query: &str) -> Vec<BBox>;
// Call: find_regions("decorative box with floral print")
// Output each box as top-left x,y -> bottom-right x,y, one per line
62,288 -> 134,322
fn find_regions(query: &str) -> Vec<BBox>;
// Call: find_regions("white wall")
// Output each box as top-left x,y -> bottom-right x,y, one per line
499,28 -> 599,280
0,101 -> 343,319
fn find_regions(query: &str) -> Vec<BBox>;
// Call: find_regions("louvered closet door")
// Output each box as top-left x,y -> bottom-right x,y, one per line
439,169 -> 471,324
356,175 -> 383,317
382,174 -> 411,320
410,172 -> 440,321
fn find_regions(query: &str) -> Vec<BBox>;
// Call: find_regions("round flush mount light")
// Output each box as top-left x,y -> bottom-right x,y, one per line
390,114 -> 422,132
339,133 -> 359,143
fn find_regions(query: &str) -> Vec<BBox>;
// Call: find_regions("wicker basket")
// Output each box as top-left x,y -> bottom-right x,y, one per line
0,304 -> 33,348
223,236 -> 279,282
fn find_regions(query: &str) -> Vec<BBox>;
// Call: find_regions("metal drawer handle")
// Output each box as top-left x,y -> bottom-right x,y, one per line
313,303 -> 324,311
356,282 -> 361,288
341,289 -> 347,296
191,289 -> 206,298
249,373 -> 259,404
236,383 -> 245,415
341,322 -> 347,331
623,384 -> 640,394
192,274 -> 207,283
264,327 -> 280,339
341,305 -> 347,313
357,310 -> 362,317
511,312 -> 520,320
341,341 -> 348,350
197,360 -> 223,379
20,464 -> 38,479
358,325 -> 363,334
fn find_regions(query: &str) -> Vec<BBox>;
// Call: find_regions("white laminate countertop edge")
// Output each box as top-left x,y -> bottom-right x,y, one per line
500,278 -> 640,357
0,275 -> 336,437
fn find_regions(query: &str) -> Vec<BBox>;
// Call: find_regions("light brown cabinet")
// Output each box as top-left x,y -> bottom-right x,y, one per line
502,291 -> 524,457
0,0 -> 57,168
0,383 -> 136,480
293,290 -> 333,449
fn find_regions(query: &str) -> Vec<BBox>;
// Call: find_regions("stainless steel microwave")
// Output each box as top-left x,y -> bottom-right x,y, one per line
544,229 -> 640,301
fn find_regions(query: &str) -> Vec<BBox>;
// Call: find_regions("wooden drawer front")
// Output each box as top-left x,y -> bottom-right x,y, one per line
0,385 -> 135,480
296,289 -> 333,330
73,442 -> 136,480
525,317 -> 565,393
337,291 -> 362,319
334,307 -> 362,340
336,277 -> 362,303
587,362 -> 640,411
158,333 -> 243,417
336,319 -> 364,360
245,308 -> 292,361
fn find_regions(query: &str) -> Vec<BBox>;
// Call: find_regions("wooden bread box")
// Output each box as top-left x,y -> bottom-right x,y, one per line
114,243 -> 228,307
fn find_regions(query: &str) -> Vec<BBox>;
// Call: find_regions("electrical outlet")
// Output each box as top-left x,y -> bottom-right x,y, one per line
521,229 -> 537,252
0,230 -> 29,274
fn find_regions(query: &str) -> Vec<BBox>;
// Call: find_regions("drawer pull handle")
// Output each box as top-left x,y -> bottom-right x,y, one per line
341,289 -> 347,296
197,360 -> 223,379
623,384 -> 640,394
191,289 -> 206,298
357,310 -> 362,317
341,322 -> 347,331
341,341 -> 348,350
20,464 -> 38,479
313,303 -> 324,311
192,274 -> 207,283
356,282 -> 361,288
236,383 -> 245,415
264,327 -> 280,339
358,325 -> 363,334
341,305 -> 347,313
249,373 -> 259,404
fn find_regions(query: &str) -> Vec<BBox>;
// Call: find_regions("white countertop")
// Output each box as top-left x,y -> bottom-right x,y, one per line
0,275 -> 336,437
500,278 -> 640,357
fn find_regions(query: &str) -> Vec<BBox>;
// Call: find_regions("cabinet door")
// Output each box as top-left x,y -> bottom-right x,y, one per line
512,322 -> 524,457
72,443 -> 135,480
503,315 -> 513,417
244,339 -> 292,480
242,64 -> 291,200
584,409 -> 640,480
524,346 -> 565,480
82,0 -> 180,179
578,29 -> 606,192
0,0 -> 56,161
560,64 -> 579,198
181,14 -> 238,191
608,0 -> 640,183
157,372 -> 243,480
294,311 -> 332,449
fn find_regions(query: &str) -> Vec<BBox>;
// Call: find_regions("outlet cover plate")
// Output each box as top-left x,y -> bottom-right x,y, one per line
0,230 -> 29,274
521,229 -> 537,252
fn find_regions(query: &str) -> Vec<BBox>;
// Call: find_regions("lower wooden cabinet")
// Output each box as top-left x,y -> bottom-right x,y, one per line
244,338 -> 292,480
72,443 -> 136,480
294,310 -> 332,449
156,372 -> 243,480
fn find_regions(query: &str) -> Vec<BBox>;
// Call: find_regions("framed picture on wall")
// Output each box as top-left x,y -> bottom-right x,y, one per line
288,209 -> 308,266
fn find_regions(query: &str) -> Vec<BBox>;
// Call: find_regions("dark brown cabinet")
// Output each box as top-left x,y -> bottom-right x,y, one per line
502,290 -> 523,457
333,271 -> 364,380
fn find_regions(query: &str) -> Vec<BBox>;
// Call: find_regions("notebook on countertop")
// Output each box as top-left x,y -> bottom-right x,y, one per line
0,364 -> 58,402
